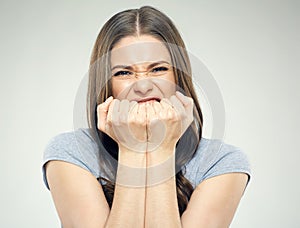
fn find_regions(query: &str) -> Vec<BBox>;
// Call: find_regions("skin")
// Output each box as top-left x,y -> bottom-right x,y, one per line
107,35 -> 191,156
45,35 -> 248,228
110,35 -> 175,101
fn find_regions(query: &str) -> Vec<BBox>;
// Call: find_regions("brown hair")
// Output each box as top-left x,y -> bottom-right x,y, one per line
87,6 -> 203,216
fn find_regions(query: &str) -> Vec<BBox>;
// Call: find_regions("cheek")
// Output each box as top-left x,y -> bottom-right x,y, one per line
167,73 -> 176,84
162,81 -> 176,96
111,79 -> 132,98
163,73 -> 176,94
153,74 -> 177,97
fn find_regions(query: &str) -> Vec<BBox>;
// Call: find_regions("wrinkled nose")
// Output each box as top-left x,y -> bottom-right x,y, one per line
133,78 -> 153,95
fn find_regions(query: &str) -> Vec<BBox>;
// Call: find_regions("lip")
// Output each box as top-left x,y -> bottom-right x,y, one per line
134,97 -> 161,103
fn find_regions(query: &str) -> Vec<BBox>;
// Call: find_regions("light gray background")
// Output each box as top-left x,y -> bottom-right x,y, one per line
1,0 -> 299,227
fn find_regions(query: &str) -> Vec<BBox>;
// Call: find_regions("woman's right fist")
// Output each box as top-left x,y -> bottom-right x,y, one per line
97,97 -> 148,152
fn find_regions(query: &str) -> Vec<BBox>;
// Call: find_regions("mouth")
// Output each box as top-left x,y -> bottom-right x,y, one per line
135,97 -> 161,103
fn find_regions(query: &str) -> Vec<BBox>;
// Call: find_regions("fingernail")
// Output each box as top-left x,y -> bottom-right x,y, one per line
105,96 -> 113,102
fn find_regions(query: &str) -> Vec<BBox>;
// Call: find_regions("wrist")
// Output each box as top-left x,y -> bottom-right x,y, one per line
118,146 -> 147,167
147,145 -> 176,165
116,146 -> 147,187
146,147 -> 176,186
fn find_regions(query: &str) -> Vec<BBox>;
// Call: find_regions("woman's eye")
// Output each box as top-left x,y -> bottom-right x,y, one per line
151,66 -> 169,73
113,71 -> 133,77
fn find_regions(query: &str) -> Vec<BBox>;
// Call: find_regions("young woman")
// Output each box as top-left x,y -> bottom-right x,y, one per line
43,6 -> 251,228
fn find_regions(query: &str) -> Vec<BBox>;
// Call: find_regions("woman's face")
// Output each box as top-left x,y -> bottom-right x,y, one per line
110,35 -> 176,102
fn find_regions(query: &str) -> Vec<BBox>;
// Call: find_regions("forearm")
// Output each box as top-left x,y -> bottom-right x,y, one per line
105,147 -> 147,228
145,149 -> 181,228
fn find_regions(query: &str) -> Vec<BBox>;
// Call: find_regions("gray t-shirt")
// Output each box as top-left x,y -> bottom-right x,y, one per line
42,128 -> 251,189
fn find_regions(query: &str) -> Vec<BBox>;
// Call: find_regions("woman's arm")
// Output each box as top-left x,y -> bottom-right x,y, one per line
144,93 -> 248,227
144,168 -> 248,228
46,147 -> 147,228
104,146 -> 147,228
144,94 -> 193,227
145,149 -> 181,228
46,160 -> 110,228
96,98 -> 148,227
181,173 -> 248,228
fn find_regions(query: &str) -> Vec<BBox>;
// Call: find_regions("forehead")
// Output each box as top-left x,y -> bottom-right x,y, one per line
110,35 -> 171,66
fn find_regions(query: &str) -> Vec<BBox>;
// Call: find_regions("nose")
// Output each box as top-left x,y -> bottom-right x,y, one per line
133,78 -> 153,95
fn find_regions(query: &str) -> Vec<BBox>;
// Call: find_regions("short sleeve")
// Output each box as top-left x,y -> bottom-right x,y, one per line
184,138 -> 251,188
42,128 -> 101,190
201,144 -> 251,182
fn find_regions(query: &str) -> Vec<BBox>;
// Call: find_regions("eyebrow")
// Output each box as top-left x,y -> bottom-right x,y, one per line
111,60 -> 171,71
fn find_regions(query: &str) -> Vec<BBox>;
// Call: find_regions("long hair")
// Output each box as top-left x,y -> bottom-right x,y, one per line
87,6 -> 203,216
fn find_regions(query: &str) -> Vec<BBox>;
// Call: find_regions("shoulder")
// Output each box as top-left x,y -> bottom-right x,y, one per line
42,128 -> 101,189
184,137 -> 251,188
